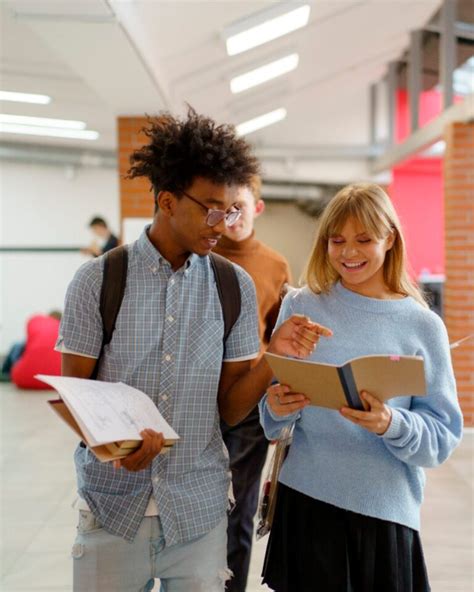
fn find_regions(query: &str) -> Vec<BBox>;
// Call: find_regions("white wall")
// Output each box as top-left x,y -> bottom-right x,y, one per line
254,201 -> 317,285
0,160 -> 336,354
0,161 -> 119,353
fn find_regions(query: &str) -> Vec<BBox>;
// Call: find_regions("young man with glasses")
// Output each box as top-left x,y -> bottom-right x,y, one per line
56,108 -> 327,592
214,176 -> 292,592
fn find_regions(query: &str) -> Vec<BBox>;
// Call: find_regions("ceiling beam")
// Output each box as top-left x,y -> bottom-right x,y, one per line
386,62 -> 398,147
254,144 -> 381,161
0,141 -> 117,168
408,30 -> 423,133
440,0 -> 457,109
0,140 -> 383,169
370,96 -> 474,174
424,21 -> 474,41
369,83 -> 377,146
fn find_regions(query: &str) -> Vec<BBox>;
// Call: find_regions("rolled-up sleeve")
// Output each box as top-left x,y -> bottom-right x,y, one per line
259,292 -> 302,439
223,265 -> 260,362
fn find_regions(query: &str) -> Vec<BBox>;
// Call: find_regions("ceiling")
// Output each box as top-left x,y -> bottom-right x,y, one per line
0,0 -> 448,181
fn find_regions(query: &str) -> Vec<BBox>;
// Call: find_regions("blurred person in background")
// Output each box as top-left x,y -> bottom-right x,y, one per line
214,175 -> 291,592
5,311 -> 62,389
81,216 -> 119,257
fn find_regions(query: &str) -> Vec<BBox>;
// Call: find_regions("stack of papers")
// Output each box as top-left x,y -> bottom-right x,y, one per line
37,375 -> 180,462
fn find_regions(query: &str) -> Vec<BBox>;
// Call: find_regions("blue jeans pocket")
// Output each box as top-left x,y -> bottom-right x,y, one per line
72,511 -> 104,562
77,510 -> 103,534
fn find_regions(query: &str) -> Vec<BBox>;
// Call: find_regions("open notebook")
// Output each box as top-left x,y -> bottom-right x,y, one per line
37,374 -> 179,462
264,353 -> 426,410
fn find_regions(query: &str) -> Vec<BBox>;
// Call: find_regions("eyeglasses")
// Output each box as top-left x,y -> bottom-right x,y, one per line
181,191 -> 241,227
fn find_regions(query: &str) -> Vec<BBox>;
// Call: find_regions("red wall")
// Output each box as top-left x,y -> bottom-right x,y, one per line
389,158 -> 444,277
388,90 -> 445,278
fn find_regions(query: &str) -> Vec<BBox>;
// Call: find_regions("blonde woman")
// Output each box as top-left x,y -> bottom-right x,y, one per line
259,183 -> 462,592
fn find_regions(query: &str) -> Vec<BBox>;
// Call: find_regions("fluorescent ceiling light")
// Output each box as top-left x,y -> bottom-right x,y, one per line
236,108 -> 287,136
0,91 -> 51,104
230,53 -> 299,94
0,114 -> 86,129
225,4 -> 310,56
0,123 -> 99,140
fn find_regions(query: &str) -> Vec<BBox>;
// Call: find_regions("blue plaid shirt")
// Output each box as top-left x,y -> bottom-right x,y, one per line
56,227 -> 260,544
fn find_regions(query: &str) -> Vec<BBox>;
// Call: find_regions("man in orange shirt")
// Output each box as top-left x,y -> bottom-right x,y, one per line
214,176 -> 291,592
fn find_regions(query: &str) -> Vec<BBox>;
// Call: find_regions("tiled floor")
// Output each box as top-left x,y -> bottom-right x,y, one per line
1,384 -> 472,591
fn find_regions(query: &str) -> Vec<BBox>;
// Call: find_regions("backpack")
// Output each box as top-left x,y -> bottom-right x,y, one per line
91,245 -> 241,378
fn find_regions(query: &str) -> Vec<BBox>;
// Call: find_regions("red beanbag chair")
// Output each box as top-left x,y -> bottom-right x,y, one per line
11,315 -> 62,389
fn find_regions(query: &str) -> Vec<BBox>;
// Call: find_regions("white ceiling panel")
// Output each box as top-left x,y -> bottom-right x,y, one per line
110,0 -> 441,137
0,0 -> 444,175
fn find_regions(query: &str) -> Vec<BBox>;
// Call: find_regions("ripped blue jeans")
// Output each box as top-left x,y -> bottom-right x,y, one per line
72,511 -> 230,592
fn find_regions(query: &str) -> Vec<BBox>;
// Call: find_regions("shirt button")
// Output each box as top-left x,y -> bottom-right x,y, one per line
151,266 -> 157,274
161,394 -> 168,402
169,278 -> 175,286
153,476 -> 159,484
164,354 -> 171,361
167,315 -> 174,323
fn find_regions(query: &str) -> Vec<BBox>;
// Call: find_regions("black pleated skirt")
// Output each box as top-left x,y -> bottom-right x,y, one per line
262,483 -> 430,592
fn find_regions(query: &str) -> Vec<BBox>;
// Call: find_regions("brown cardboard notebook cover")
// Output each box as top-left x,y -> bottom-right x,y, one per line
40,375 -> 180,463
264,353 -> 426,410
48,400 -> 131,462
49,400 -> 174,462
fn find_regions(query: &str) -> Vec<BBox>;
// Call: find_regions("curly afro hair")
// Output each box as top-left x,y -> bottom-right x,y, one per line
127,107 -> 260,199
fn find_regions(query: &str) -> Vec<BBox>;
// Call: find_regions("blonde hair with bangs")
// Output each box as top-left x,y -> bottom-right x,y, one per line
303,183 -> 427,307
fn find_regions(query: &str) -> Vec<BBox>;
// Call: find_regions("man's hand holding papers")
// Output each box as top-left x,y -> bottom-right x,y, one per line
37,375 -> 180,464
112,428 -> 165,471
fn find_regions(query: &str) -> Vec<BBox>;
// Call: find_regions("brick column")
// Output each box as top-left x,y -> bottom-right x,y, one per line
118,117 -> 154,223
443,121 -> 474,427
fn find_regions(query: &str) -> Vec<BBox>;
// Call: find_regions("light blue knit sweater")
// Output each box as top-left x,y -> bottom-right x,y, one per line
259,282 -> 463,531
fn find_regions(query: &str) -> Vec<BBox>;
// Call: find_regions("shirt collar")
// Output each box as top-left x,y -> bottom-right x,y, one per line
137,225 -> 200,273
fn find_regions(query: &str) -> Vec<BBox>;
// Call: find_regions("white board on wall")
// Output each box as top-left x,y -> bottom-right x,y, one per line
122,218 -> 152,245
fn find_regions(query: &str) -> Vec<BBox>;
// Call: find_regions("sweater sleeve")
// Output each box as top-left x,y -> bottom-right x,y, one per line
381,312 -> 463,468
259,291 -> 302,440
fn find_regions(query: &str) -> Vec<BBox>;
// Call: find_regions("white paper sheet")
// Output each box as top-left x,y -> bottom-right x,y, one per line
37,375 -> 179,447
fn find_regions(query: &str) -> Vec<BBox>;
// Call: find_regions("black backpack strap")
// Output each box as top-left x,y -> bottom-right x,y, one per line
91,245 -> 128,379
209,252 -> 241,347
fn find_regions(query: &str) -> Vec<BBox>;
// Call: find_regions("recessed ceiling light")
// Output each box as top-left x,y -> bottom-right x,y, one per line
236,108 -> 287,136
230,53 -> 299,94
225,3 -> 310,56
0,123 -> 99,140
0,114 -> 86,129
0,91 -> 51,104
